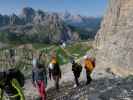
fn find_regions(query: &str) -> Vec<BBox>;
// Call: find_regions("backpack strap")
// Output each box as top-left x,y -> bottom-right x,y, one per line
0,88 -> 4,100
11,79 -> 25,100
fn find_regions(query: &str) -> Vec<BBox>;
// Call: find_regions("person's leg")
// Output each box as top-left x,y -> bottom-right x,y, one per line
55,76 -> 59,90
36,81 -> 42,99
40,81 -> 46,100
53,76 -> 56,89
86,70 -> 92,85
74,73 -> 79,87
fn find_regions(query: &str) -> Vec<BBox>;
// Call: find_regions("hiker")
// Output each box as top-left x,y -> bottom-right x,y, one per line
48,53 -> 61,91
32,52 -> 47,100
84,55 -> 95,85
0,68 -> 25,100
71,59 -> 82,88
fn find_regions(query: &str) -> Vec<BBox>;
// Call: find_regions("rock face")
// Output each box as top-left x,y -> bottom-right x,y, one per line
95,0 -> 133,68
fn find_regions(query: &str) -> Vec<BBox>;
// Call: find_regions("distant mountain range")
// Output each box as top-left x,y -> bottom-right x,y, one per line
0,7 -> 102,43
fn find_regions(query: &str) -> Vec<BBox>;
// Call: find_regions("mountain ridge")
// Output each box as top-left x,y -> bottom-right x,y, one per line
0,7 -> 101,43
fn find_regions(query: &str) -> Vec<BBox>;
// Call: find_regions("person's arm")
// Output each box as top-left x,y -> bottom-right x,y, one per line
49,68 -> 52,80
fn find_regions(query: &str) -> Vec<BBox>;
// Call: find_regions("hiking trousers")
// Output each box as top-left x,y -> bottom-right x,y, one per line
36,80 -> 46,100
73,72 -> 79,86
86,70 -> 92,84
53,75 -> 60,90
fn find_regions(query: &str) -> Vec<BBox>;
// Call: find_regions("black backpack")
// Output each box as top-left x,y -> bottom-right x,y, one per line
72,63 -> 82,74
77,63 -> 82,74
6,68 -> 25,87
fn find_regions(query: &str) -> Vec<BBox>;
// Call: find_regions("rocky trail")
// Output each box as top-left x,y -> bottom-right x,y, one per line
24,62 -> 133,100
0,45 -> 133,100
47,77 -> 133,100
24,76 -> 133,100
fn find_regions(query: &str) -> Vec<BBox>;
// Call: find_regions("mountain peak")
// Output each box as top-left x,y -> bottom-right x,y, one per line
21,7 -> 35,17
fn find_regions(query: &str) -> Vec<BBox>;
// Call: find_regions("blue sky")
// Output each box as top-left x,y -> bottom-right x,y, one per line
0,0 -> 107,17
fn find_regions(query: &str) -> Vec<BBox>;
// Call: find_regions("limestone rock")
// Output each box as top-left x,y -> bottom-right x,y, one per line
95,0 -> 133,69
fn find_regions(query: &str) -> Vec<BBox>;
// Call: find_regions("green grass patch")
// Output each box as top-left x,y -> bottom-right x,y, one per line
39,42 -> 91,65
32,43 -> 52,49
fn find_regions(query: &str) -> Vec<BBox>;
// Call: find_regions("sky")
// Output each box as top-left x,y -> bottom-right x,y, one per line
0,0 -> 108,17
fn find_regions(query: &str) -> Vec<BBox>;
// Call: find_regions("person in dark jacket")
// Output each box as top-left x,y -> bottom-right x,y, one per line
71,59 -> 82,88
32,53 -> 47,100
0,68 -> 25,100
48,55 -> 61,91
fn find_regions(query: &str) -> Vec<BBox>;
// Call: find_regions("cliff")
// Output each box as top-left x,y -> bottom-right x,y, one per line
95,0 -> 133,69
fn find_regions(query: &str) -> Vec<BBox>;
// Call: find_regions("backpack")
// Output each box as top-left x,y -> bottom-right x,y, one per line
6,68 -> 25,87
72,63 -> 82,74
84,59 -> 94,72
76,63 -> 82,74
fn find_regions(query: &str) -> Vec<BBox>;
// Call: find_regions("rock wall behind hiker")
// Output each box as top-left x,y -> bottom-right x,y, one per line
95,0 -> 133,68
